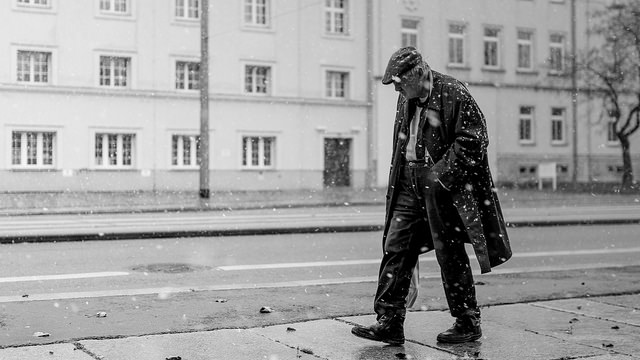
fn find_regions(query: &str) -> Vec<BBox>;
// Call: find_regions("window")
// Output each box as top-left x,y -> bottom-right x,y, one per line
325,0 -> 348,35
401,19 -> 419,48
100,0 -> 128,14
11,131 -> 55,168
16,50 -> 51,84
607,120 -> 619,144
551,108 -> 565,144
16,0 -> 50,8
244,65 -> 271,94
517,30 -> 534,71
171,135 -> 199,167
549,33 -> 565,73
242,136 -> 275,169
448,23 -> 465,66
176,61 -> 200,90
326,70 -> 349,99
483,27 -> 501,68
519,106 -> 535,144
99,56 -> 130,88
244,0 -> 269,27
175,0 -> 199,20
95,133 -> 135,167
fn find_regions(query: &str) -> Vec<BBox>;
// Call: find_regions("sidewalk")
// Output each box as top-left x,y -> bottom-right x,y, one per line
2,293 -> 638,359
1,186 -> 640,215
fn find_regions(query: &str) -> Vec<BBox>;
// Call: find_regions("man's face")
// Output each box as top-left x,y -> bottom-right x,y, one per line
392,71 -> 424,100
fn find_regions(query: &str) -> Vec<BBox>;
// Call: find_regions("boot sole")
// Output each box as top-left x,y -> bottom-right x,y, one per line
436,331 -> 482,344
351,327 -> 405,345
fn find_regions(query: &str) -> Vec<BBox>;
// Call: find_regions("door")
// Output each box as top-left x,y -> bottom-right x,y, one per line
323,138 -> 351,187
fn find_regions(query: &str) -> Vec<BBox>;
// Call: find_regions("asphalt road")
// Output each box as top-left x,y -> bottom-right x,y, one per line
1,223 -> 639,347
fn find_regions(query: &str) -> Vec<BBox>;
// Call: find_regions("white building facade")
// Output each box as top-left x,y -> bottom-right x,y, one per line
1,0 -> 638,192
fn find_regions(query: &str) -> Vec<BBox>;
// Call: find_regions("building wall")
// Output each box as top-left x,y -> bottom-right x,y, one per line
0,0 -> 369,192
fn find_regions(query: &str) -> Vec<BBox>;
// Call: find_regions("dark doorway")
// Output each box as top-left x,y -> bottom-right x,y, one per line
324,138 -> 351,187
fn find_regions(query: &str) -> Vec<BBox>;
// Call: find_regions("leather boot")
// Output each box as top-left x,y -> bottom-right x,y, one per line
436,316 -> 482,343
351,313 -> 405,345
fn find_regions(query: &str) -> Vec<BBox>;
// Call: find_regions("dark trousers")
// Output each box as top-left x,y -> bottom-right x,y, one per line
374,162 -> 479,321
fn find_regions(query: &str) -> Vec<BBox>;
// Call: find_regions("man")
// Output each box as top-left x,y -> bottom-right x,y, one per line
351,47 -> 512,345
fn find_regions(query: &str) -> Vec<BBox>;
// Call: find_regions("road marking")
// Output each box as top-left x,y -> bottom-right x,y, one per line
0,272 -> 129,283
1,262 -> 638,303
217,246 -> 640,271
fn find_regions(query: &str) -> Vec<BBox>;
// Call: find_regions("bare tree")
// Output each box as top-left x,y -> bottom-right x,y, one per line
580,0 -> 640,190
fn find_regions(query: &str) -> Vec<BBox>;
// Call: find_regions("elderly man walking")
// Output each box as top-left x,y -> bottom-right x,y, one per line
351,47 -> 512,345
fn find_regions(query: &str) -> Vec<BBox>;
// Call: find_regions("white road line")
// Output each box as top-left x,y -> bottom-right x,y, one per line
0,272 -> 129,283
1,262 -> 638,303
216,246 -> 640,271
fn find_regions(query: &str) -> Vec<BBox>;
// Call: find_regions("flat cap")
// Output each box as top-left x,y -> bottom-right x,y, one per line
381,46 -> 422,85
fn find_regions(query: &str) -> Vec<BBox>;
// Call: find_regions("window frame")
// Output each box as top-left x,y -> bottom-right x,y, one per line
483,26 -> 502,69
98,0 -> 132,17
324,68 -> 350,100
14,0 -> 54,11
324,0 -> 349,36
96,52 -> 136,89
11,45 -> 57,85
550,107 -> 566,145
174,0 -> 200,22
447,22 -> 466,67
91,130 -> 138,169
243,0 -> 270,28
174,59 -> 201,91
401,18 -> 420,48
516,29 -> 535,72
243,63 -> 273,95
518,106 -> 536,145
606,119 -> 620,146
548,32 -> 566,74
9,129 -> 58,169
170,133 -> 200,169
241,135 -> 276,170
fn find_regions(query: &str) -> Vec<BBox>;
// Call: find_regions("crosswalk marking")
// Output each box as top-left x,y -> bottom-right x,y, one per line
0,271 -> 129,283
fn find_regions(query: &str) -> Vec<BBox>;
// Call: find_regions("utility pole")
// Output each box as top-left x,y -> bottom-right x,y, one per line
199,0 -> 210,199
571,0 -> 579,187
365,0 -> 377,189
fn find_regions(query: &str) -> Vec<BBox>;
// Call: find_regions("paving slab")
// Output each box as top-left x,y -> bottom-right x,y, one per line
0,343 -> 94,360
344,309 -> 608,360
533,298 -> 640,326
80,329 -> 315,360
594,294 -> 640,310
486,303 -> 640,357
587,355 -> 638,360
253,318 -> 456,360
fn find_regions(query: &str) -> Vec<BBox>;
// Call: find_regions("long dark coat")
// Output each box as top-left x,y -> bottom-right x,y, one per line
383,70 -> 512,274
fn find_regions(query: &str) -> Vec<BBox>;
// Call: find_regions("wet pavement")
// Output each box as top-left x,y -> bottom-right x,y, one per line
1,293 -> 638,359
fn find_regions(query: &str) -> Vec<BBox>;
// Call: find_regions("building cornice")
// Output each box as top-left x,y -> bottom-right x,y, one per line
0,83 -> 370,108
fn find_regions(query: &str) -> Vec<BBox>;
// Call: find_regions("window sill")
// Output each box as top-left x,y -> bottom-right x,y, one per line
516,69 -> 539,75
481,67 -> 506,73
551,141 -> 568,147
10,167 -> 57,172
241,168 -> 276,171
446,64 -> 471,71
518,141 -> 536,146
171,18 -> 200,27
322,33 -> 353,41
95,13 -> 136,21
547,71 -> 569,77
241,25 -> 274,34
170,167 -> 199,171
